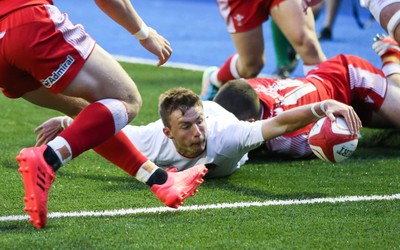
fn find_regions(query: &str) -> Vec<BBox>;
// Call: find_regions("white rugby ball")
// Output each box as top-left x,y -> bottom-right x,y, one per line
308,117 -> 358,163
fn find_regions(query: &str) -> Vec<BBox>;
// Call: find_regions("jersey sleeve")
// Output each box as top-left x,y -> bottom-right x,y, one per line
121,120 -> 166,162
218,120 -> 265,156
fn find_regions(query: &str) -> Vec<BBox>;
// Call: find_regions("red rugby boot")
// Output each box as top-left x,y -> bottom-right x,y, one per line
16,145 -> 55,229
151,164 -> 207,208
373,34 -> 400,61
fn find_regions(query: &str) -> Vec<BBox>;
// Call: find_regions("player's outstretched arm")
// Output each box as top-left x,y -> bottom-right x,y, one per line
94,0 -> 172,66
261,100 -> 362,141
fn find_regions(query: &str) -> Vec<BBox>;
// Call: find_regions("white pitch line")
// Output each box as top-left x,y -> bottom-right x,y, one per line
113,55 -> 209,72
1,194 -> 399,222
112,55 -> 273,77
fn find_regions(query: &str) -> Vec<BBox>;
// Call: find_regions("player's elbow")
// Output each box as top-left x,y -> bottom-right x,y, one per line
262,120 -> 292,141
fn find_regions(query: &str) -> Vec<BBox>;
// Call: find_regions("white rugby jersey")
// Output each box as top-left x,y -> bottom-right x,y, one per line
122,101 -> 264,178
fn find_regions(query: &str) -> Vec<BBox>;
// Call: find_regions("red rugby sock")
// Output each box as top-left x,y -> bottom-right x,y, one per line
93,131 -> 148,176
58,99 -> 127,158
217,54 -> 240,84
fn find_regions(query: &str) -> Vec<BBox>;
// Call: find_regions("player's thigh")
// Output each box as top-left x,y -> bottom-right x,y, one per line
62,44 -> 141,104
270,0 -> 316,45
230,26 -> 265,67
271,0 -> 326,63
380,2 -> 400,42
374,1 -> 400,29
375,75 -> 400,128
22,87 -> 89,117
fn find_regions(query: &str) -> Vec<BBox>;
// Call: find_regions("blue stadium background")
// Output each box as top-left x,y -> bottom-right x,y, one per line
57,0 -> 384,78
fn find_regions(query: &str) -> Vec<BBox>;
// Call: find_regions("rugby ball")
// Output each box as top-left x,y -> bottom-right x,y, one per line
308,117 -> 358,163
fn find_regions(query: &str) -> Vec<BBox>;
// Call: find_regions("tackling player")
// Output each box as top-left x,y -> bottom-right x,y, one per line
0,0 -> 205,229
214,35 -> 400,158
200,0 -> 326,101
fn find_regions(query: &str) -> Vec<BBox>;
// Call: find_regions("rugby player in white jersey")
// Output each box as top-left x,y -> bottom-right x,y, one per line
34,88 -> 360,178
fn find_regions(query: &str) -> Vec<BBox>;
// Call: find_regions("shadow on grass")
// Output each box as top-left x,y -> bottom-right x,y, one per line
0,221 -> 61,233
205,177 -> 325,201
246,129 -> 400,164
55,171 -> 148,192
56,165 -> 325,202
1,158 -> 19,170
358,129 -> 400,148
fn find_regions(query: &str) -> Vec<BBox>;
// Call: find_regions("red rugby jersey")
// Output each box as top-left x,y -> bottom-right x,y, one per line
0,0 -> 53,17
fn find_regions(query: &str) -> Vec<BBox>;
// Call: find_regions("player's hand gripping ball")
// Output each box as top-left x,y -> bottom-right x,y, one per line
308,117 -> 358,163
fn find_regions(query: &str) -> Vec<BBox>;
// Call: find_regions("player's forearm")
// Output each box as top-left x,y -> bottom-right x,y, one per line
261,101 -> 326,141
279,102 -> 325,132
94,0 -> 144,35
261,99 -> 361,141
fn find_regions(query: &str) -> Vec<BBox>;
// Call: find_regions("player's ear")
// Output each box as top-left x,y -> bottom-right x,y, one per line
247,118 -> 256,122
163,127 -> 173,139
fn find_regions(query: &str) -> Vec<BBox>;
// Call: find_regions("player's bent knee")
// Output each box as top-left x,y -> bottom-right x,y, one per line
240,62 -> 264,78
124,97 -> 142,122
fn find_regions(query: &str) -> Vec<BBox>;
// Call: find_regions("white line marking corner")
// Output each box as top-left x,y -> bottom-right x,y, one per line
1,194 -> 399,223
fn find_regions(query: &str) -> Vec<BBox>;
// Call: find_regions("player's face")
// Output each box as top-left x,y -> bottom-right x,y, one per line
164,105 -> 207,157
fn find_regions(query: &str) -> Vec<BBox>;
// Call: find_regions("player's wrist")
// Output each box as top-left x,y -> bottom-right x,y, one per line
60,116 -> 73,130
311,103 -> 324,118
311,100 -> 327,118
320,100 -> 327,114
133,22 -> 150,40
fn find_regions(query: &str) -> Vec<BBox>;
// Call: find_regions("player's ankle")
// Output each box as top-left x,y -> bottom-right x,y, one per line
146,168 -> 168,186
43,146 -> 61,172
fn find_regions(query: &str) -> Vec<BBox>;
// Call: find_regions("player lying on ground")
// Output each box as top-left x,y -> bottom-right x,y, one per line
213,35 -> 400,159
34,88 -> 361,179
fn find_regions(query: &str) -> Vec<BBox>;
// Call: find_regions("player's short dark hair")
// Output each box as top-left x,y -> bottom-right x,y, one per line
213,79 -> 261,121
159,87 -> 202,128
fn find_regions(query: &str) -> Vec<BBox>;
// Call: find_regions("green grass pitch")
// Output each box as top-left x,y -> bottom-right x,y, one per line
0,62 -> 399,249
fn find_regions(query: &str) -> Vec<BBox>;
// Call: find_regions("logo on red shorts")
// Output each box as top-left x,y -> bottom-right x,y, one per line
41,55 -> 75,88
